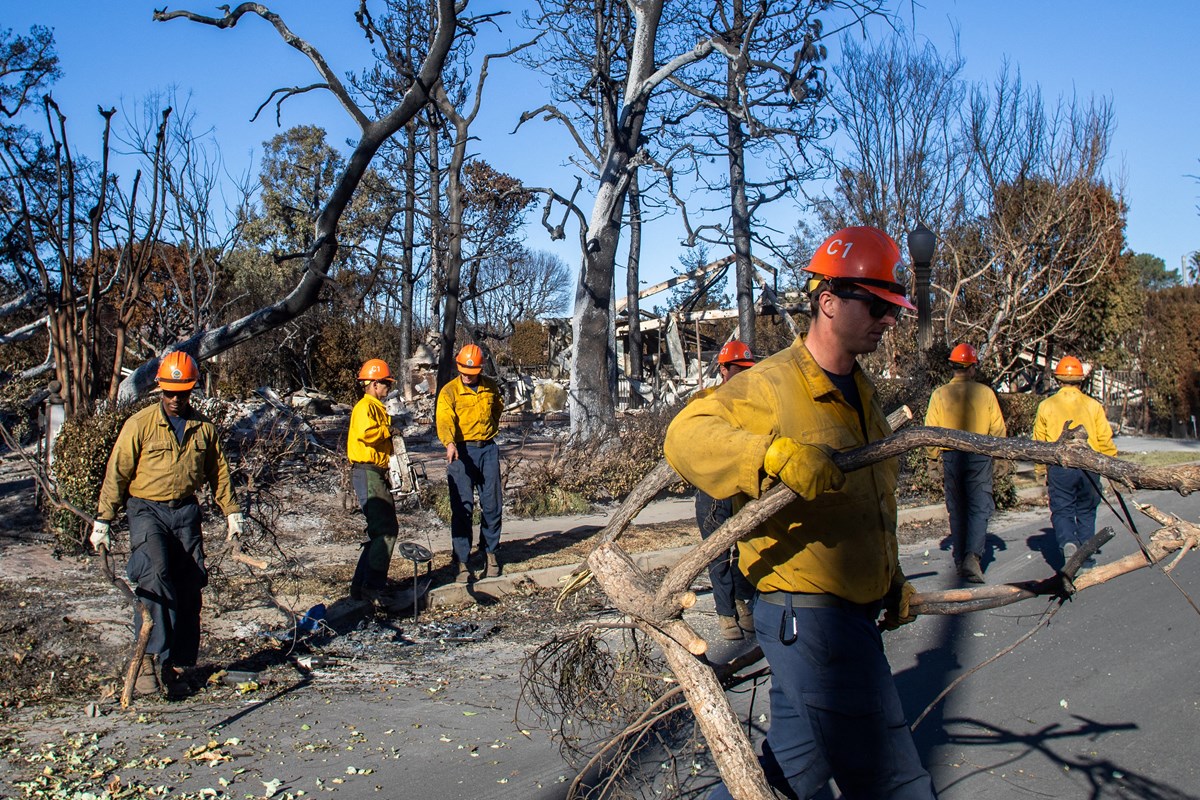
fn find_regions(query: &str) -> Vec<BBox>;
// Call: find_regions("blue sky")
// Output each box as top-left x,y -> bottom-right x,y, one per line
6,1 -> 1199,289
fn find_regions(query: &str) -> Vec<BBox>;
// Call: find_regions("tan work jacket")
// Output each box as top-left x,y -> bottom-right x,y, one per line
97,402 -> 240,522
664,339 -> 900,605
1033,385 -> 1117,455
347,394 -> 393,469
436,376 -> 502,446
924,373 -> 1007,455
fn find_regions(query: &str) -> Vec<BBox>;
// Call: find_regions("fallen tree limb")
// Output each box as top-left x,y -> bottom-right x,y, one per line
910,509 -> 1199,615
559,424 -> 1200,800
653,424 -> 1200,620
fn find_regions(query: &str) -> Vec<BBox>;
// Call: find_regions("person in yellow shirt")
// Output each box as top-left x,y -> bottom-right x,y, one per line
666,227 -> 935,800
90,352 -> 242,698
694,340 -> 759,640
436,344 -> 504,582
924,343 -> 1007,583
1033,356 -> 1117,566
347,359 -> 399,603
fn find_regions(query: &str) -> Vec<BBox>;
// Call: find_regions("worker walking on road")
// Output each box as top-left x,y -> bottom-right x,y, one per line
666,226 -> 936,799
694,340 -> 758,640
347,359 -> 400,603
90,352 -> 243,698
1033,356 -> 1117,566
924,343 -> 1007,584
436,344 -> 504,583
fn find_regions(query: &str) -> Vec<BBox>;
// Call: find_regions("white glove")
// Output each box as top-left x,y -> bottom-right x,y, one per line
226,512 -> 245,542
90,520 -> 112,551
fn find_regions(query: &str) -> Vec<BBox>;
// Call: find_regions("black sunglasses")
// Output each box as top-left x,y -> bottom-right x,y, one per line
161,389 -> 192,399
832,291 -> 905,320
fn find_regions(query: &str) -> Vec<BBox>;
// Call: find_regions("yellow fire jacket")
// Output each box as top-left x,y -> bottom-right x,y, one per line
1033,385 -> 1117,455
347,393 -> 393,469
664,339 -> 900,605
436,376 -> 503,446
97,402 -> 240,522
924,373 -> 1007,455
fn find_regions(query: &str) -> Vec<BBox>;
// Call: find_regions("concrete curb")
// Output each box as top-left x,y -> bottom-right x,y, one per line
424,486 -> 1048,610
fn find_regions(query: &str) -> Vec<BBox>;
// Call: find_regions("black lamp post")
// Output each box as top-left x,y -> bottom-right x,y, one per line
907,222 -> 936,352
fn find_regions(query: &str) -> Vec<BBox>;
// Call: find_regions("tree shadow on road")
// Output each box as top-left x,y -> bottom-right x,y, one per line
1027,527 -> 1066,571
920,714 -> 1194,799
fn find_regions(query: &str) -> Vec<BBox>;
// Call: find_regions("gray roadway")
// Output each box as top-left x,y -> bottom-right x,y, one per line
883,485 -> 1200,799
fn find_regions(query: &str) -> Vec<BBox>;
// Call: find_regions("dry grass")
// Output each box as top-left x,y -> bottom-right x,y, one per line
1117,450 -> 1200,467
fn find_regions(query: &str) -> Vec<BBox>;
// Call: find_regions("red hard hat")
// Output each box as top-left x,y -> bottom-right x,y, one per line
1054,356 -> 1084,380
807,226 -> 916,311
718,340 -> 755,366
948,343 -> 978,365
156,352 -> 199,391
456,344 -> 484,375
358,359 -> 393,382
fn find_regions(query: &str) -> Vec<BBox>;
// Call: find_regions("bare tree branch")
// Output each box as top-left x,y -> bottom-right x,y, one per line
153,3 -> 372,130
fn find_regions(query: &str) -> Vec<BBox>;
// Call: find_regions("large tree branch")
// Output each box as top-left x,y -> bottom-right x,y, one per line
513,104 -> 601,170
153,3 -> 372,130
122,0 -> 460,402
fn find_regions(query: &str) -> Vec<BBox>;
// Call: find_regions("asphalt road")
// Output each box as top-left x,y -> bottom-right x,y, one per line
887,486 -> 1200,800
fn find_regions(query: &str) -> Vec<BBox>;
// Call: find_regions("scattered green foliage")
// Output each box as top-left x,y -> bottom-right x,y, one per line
997,391 -> 1038,438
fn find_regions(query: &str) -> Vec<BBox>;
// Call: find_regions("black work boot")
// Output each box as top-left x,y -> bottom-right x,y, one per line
960,553 -> 985,584
161,662 -> 189,700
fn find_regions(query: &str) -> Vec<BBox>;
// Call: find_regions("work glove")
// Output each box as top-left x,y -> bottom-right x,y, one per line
90,520 -> 112,551
226,512 -> 245,543
880,579 -> 917,631
763,437 -> 845,501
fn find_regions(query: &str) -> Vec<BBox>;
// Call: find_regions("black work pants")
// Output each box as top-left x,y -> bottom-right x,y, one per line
940,451 -> 994,562
695,491 -> 755,617
125,496 -> 206,667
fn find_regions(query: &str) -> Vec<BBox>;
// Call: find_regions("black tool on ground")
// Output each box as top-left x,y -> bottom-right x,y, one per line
397,541 -> 434,622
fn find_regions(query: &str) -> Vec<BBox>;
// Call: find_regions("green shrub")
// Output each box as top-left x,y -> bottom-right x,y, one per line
49,401 -> 151,551
424,483 -> 483,525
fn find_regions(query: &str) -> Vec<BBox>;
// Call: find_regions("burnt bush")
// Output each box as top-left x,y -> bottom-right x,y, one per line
508,404 -> 688,516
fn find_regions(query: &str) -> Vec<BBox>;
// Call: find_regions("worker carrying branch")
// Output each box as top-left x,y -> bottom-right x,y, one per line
665,226 -> 936,799
1033,356 -> 1117,569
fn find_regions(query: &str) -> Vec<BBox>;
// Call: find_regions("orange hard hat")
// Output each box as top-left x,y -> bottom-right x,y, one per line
807,226 -> 916,311
358,358 -> 393,382
455,344 -> 484,375
948,343 -> 978,366
156,352 -> 199,391
1054,356 -> 1084,380
718,340 -> 755,366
